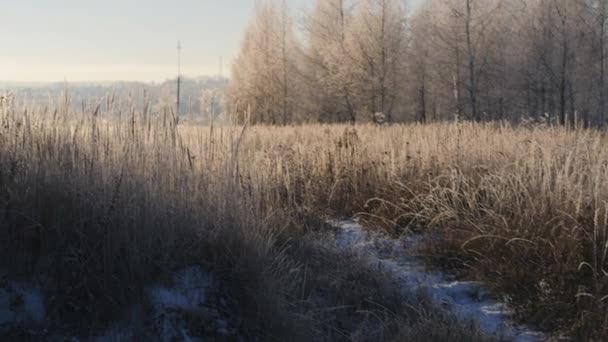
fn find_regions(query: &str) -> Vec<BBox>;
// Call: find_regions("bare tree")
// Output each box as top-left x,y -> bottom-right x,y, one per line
349,0 -> 407,123
305,0 -> 358,123
226,0 -> 301,124
225,0 -> 607,127
409,3 -> 432,123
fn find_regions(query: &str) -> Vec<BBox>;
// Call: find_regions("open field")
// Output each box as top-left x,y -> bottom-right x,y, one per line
0,97 -> 607,340
6,0 -> 608,340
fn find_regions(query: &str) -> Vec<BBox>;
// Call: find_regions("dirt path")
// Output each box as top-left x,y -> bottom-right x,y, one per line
330,219 -> 546,342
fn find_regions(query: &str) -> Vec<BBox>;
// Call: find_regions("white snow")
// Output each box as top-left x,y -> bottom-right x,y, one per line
0,281 -> 46,333
96,266 -> 238,341
148,266 -> 213,313
330,219 -> 545,342
0,220 -> 550,341
0,266 -> 236,341
147,266 -> 216,341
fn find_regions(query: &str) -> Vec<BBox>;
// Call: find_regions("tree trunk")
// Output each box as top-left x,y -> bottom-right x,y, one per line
419,81 -> 427,124
600,0 -> 606,127
465,0 -> 479,121
560,32 -> 568,126
453,47 -> 463,118
339,0 -> 356,124
380,0 -> 388,122
281,0 -> 289,126
568,80 -> 576,128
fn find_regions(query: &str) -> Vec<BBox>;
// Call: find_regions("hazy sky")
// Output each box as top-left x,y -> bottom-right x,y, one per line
1,0 -> 423,83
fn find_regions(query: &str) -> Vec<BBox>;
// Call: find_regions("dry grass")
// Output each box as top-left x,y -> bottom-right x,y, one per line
0,94 -> 606,338
359,124 -> 608,339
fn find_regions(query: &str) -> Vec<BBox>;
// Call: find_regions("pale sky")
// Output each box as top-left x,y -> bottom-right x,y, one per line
0,0 -> 423,83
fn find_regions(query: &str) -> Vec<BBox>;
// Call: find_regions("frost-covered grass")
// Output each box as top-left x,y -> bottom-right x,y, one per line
0,95 -> 606,338
331,219 -> 544,341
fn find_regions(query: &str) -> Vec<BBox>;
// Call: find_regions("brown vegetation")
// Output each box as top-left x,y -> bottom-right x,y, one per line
0,97 -> 495,340
1,93 -> 607,338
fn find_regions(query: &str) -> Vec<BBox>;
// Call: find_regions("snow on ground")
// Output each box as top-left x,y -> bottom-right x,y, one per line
1,220 -> 549,341
330,219 -> 546,342
98,266 -> 239,341
1,266 -> 239,341
0,280 -> 46,335
146,266 -> 235,340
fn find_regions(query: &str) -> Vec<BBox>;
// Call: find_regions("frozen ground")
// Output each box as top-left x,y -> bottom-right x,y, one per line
330,219 -> 546,342
98,266 -> 238,341
1,219 -> 551,341
0,280 -> 46,336
0,266 -> 239,341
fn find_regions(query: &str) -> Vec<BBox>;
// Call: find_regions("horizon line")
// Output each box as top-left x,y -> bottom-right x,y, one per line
0,63 -> 231,84
0,74 -> 229,86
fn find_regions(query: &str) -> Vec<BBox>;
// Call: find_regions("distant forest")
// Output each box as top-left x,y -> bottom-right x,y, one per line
3,77 -> 228,122
226,0 -> 608,127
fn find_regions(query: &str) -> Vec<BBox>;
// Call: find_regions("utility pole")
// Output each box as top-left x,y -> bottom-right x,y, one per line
219,56 -> 223,79
177,40 -> 182,117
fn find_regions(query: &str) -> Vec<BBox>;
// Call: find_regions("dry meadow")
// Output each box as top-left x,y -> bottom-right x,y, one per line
1,96 -> 606,339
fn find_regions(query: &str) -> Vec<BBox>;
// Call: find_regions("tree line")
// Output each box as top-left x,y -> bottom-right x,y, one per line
226,0 -> 608,127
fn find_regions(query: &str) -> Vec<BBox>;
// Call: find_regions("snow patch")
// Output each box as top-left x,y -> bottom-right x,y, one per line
1,267 -> 238,340
147,267 -> 216,341
330,219 -> 545,342
96,266 -> 238,341
0,281 -> 46,334
149,266 -> 213,313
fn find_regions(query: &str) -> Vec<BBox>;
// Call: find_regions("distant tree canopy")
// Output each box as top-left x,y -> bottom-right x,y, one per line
227,0 -> 608,127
